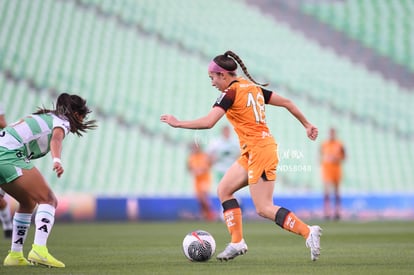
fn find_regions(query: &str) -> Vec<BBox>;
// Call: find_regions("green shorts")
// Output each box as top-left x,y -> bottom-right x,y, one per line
0,147 -> 34,185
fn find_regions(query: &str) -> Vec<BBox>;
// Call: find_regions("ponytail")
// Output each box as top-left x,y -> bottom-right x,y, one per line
223,50 -> 269,87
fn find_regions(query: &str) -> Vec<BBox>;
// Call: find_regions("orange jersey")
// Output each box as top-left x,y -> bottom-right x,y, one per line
188,152 -> 212,192
321,140 -> 345,165
214,77 -> 273,148
321,140 -> 345,184
214,77 -> 278,184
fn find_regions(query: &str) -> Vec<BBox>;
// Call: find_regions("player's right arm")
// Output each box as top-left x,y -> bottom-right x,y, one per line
161,107 -> 225,129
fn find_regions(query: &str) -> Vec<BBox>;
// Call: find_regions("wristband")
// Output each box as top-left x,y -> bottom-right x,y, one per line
53,157 -> 62,164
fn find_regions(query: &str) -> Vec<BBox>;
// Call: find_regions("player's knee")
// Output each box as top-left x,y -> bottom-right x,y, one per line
18,200 -> 37,213
216,185 -> 228,201
35,191 -> 58,208
47,194 -> 58,208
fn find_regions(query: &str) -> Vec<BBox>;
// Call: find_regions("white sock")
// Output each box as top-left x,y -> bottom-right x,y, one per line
0,203 -> 13,230
34,204 -> 55,246
11,213 -> 32,252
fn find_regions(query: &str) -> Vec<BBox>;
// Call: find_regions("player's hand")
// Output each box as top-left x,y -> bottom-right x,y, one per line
306,125 -> 318,141
53,162 -> 64,178
160,114 -> 179,127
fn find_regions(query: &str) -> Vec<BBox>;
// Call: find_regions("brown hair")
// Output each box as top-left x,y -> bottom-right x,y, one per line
34,93 -> 97,136
213,50 -> 268,87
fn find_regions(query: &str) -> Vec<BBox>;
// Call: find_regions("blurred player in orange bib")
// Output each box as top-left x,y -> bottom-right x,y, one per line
161,50 -> 322,261
187,142 -> 215,221
321,127 -> 346,220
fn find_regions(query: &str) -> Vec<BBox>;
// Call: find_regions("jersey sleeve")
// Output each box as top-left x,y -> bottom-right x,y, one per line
213,88 -> 236,111
261,88 -> 273,104
52,115 -> 70,136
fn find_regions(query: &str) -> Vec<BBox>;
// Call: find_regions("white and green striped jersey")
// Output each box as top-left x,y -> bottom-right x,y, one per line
0,113 -> 70,159
207,136 -> 240,174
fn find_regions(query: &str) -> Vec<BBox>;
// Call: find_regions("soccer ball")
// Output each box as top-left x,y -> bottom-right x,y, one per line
182,230 -> 216,262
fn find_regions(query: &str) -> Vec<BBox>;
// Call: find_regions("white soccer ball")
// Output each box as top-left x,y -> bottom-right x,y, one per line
182,230 -> 216,262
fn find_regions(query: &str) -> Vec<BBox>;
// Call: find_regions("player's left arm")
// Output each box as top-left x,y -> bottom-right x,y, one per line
50,127 -> 65,177
264,89 -> 318,141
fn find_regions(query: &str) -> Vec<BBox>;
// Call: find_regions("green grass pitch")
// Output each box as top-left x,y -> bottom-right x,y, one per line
1,220 -> 413,274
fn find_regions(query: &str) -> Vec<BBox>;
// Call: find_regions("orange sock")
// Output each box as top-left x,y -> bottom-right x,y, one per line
222,199 -> 243,243
223,207 -> 243,243
275,207 -> 310,239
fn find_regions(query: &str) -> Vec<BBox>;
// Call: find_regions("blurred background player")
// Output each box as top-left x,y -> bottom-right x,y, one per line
187,142 -> 215,221
207,125 -> 240,183
320,127 -> 346,220
207,125 -> 242,214
0,102 -> 12,239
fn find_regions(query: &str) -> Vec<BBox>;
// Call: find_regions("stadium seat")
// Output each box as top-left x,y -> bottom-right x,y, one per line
301,0 -> 414,72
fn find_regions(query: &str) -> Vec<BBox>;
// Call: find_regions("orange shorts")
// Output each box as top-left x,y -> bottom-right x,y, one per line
194,175 -> 212,194
322,164 -> 342,185
238,140 -> 278,184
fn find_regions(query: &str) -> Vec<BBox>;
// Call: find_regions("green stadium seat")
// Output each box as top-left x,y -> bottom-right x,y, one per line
301,0 -> 414,72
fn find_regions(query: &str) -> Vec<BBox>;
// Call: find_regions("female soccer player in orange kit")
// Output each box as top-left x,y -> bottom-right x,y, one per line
161,50 -> 322,261
187,142 -> 215,221
321,127 -> 346,220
